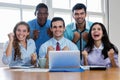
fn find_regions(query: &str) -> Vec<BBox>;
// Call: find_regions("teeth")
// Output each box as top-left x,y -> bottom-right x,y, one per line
19,35 -> 24,38
56,31 -> 60,33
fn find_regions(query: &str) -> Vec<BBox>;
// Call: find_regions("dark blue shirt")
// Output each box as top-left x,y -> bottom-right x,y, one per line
28,19 -> 51,55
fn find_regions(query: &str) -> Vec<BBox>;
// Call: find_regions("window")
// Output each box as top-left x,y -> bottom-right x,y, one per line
0,0 -> 20,4
0,0 -> 107,43
88,15 -> 103,23
49,0 -> 106,29
52,0 -> 70,9
0,7 -> 20,42
21,0 -> 42,6
54,12 -> 71,26
71,0 -> 86,8
22,9 -> 35,21
87,0 -> 102,12
0,1 -> 39,43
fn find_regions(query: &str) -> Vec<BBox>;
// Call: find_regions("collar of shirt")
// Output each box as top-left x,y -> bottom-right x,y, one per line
72,20 -> 90,31
93,43 -> 104,50
35,19 -> 51,28
19,39 -> 33,48
51,37 -> 65,46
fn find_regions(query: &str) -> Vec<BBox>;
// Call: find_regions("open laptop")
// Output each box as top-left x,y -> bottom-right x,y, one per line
49,51 -> 84,72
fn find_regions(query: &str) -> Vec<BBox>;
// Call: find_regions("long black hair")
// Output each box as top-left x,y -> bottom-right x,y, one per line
85,22 -> 118,59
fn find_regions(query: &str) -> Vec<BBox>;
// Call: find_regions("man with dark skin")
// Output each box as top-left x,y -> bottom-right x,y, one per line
28,3 -> 51,55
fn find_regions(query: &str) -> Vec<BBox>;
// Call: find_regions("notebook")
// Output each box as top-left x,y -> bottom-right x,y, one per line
9,65 -> 35,69
48,51 -> 84,72
81,66 -> 107,70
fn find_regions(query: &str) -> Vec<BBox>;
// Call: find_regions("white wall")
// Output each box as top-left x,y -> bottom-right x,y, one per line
0,43 -> 7,67
109,0 -> 120,66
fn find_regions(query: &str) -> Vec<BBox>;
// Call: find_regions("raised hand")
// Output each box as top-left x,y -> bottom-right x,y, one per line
62,46 -> 69,50
82,50 -> 88,58
47,28 -> 53,38
33,30 -> 40,40
108,49 -> 118,67
8,33 -> 14,42
82,50 -> 88,65
108,49 -> 114,60
31,53 -> 37,65
82,32 -> 88,42
45,46 -> 54,68
72,31 -> 80,43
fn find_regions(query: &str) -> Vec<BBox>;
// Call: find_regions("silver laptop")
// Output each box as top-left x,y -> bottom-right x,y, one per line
49,50 -> 80,69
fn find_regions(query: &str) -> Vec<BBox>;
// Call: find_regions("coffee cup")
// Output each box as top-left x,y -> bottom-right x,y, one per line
38,58 -> 46,68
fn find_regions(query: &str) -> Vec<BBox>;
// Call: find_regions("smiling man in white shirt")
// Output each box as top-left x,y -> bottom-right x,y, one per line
39,17 -> 78,68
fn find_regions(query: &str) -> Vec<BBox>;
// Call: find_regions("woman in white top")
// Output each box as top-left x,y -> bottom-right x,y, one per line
2,21 -> 37,67
82,22 -> 119,67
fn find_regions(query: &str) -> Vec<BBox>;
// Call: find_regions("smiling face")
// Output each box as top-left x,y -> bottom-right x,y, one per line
15,24 -> 29,42
91,24 -> 103,41
50,21 -> 65,40
72,9 -> 86,25
36,8 -> 48,26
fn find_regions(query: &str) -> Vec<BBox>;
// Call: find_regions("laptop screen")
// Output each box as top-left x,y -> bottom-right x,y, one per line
49,50 -> 80,69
